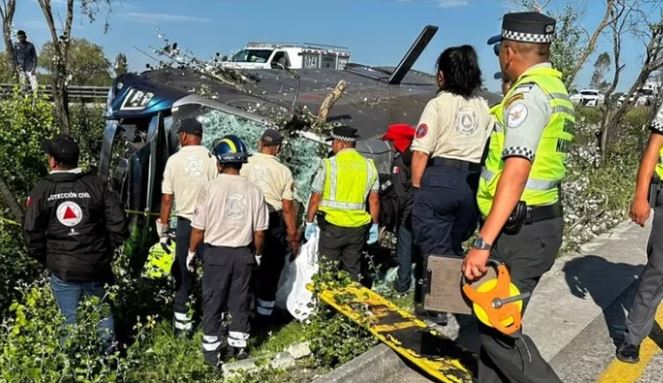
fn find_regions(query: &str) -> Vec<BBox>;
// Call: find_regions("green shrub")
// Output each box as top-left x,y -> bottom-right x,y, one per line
0,90 -> 56,200
576,105 -> 603,125
624,106 -> 653,130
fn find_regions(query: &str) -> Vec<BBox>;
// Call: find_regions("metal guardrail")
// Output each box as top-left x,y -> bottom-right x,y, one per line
0,84 -> 110,101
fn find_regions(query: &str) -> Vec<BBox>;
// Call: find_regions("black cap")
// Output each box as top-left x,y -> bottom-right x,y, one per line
42,134 -> 79,167
16,30 -> 26,37
261,128 -> 283,145
487,12 -> 556,45
176,118 -> 203,135
330,125 -> 358,142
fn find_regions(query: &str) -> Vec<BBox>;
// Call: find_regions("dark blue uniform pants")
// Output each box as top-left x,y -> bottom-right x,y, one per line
412,160 -> 480,257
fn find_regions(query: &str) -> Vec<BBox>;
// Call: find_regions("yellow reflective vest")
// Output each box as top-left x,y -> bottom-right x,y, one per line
319,149 -> 378,228
477,66 -> 575,217
656,140 -> 663,180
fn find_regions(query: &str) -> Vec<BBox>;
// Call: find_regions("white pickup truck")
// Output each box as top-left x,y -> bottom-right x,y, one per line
221,42 -> 351,70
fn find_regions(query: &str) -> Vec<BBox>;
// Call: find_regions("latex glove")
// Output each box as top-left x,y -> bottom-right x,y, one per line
304,221 -> 317,241
186,250 -> 196,272
255,254 -> 262,267
367,223 -> 379,245
155,218 -> 170,238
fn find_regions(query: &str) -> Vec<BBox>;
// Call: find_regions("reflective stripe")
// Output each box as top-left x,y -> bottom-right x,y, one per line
203,335 -> 218,343
228,331 -> 249,348
364,159 -> 372,198
256,306 -> 273,316
257,299 -> 275,308
174,311 -> 192,331
202,341 -> 221,351
321,200 -> 365,210
552,105 -> 576,116
202,334 -> 221,351
549,92 -> 572,102
329,158 -> 337,201
481,168 -> 560,191
175,321 -> 192,330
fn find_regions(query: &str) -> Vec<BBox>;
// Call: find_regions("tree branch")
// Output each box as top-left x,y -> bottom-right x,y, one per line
566,0 -> 618,86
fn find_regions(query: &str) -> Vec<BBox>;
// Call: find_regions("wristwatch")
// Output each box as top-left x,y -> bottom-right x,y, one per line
473,236 -> 492,251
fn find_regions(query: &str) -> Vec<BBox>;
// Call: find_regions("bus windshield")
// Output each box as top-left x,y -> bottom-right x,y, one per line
230,49 -> 273,63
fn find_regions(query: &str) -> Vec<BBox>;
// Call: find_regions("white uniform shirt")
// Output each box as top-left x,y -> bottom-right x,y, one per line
411,91 -> 492,163
191,174 -> 269,247
161,145 -> 218,220
240,152 -> 294,211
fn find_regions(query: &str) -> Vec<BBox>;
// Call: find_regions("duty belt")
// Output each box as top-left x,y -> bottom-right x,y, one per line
430,157 -> 481,171
525,203 -> 562,224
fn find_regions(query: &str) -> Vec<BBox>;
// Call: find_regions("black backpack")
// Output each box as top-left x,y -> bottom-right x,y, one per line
378,174 -> 400,233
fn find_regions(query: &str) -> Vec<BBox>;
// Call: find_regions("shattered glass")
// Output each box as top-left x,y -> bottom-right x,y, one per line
199,109 -> 328,202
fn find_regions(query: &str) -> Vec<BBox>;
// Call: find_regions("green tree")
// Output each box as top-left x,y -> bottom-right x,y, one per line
114,52 -> 128,77
590,52 -> 611,91
39,38 -> 112,86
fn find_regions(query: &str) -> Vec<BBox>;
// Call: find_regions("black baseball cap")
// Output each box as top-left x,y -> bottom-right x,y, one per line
42,134 -> 79,167
177,118 -> 203,135
17,30 -> 26,37
261,128 -> 283,145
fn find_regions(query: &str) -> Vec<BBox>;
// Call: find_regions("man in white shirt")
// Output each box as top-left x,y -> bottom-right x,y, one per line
188,134 -> 269,367
157,117 -> 217,336
241,129 -> 299,319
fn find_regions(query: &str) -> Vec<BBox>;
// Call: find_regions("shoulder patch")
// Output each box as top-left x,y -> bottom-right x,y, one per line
506,102 -> 529,128
514,84 -> 533,93
415,123 -> 428,139
504,93 -> 525,108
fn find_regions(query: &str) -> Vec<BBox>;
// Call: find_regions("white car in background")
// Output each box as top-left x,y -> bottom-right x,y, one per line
618,88 -> 655,107
570,89 -> 605,107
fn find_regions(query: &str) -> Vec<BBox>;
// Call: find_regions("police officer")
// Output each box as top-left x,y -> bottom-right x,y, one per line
304,125 -> 380,283
187,135 -> 269,366
241,128 -> 299,319
617,102 -> 663,363
463,12 -> 574,382
23,134 -> 128,351
410,45 -> 492,321
158,117 -> 217,336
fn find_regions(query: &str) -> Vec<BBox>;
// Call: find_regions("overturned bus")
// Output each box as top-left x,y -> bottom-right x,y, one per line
98,25 -> 499,262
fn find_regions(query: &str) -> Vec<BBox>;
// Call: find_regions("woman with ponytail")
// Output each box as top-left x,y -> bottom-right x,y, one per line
410,45 -> 492,321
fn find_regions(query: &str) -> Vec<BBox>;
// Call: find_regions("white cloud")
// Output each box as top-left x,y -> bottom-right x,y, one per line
435,0 -> 471,7
123,12 -> 212,25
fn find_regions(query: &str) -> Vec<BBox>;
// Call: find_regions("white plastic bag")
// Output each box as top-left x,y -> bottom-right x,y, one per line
275,228 -> 319,320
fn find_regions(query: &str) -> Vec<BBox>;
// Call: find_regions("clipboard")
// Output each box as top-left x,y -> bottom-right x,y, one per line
424,254 -> 496,314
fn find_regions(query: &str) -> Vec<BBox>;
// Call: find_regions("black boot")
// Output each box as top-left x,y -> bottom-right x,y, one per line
228,346 -> 249,361
616,342 -> 640,364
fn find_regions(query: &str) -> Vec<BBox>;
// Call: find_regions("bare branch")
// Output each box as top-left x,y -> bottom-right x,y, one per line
566,0 -> 617,86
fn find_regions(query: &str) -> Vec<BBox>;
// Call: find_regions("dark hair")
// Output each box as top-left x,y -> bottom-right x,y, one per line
436,45 -> 483,97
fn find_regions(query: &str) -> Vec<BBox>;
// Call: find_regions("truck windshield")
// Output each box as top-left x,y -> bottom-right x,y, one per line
230,49 -> 273,63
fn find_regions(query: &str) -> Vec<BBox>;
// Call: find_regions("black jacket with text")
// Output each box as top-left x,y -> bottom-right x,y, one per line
23,171 -> 128,283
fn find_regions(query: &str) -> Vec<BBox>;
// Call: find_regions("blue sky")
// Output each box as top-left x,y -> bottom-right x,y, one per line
9,0 -> 654,92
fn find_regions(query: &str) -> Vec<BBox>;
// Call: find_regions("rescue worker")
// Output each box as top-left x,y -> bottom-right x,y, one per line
14,30 -> 38,93
240,128 -> 299,319
304,125 -> 380,283
410,45 -> 492,321
382,123 -> 416,293
188,135 -> 268,366
617,102 -> 663,363
23,134 -> 128,351
463,12 -> 574,382
157,117 -> 217,336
